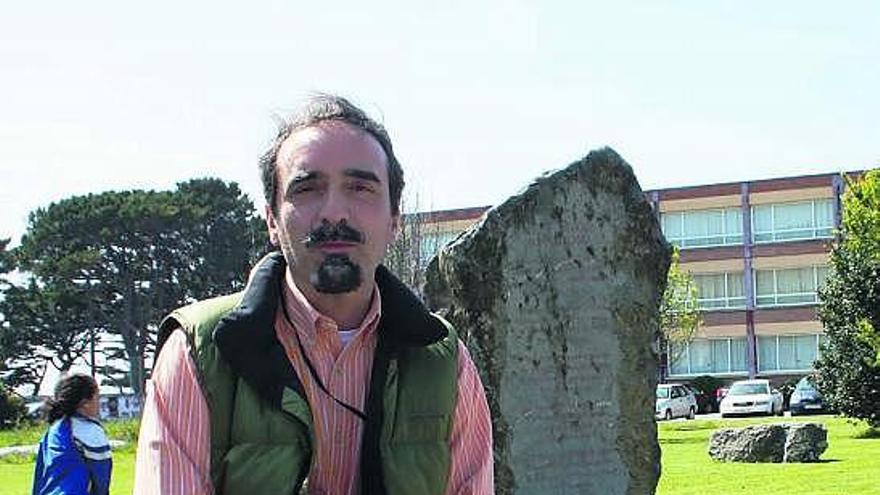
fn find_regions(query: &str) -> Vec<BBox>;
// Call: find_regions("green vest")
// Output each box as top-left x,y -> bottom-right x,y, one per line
157,253 -> 458,495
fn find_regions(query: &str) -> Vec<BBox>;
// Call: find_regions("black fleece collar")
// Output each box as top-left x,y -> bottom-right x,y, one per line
212,250 -> 447,408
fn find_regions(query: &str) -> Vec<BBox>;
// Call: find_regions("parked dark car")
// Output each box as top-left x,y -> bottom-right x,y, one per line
685,385 -> 716,414
789,375 -> 826,415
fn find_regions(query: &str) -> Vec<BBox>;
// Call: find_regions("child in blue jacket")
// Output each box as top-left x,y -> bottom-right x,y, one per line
32,373 -> 112,495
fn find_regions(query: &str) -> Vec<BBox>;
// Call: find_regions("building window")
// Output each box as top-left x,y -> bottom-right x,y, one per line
757,334 -> 822,373
661,207 -> 743,249
754,266 -> 828,307
693,272 -> 746,310
669,338 -> 748,376
752,199 -> 834,243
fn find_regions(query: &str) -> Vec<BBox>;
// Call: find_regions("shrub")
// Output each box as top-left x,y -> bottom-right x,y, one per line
815,171 -> 880,427
689,375 -> 722,396
0,385 -> 28,430
104,418 -> 140,443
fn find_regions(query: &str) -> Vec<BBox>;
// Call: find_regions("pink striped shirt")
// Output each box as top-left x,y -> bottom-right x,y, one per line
134,278 -> 493,494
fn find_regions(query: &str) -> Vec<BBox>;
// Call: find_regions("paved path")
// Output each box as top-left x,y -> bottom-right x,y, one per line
657,411 -> 800,423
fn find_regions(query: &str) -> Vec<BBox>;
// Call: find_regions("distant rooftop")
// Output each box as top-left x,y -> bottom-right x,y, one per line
644,170 -> 862,196
406,205 -> 491,223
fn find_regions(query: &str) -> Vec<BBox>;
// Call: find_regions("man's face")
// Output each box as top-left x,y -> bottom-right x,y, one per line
266,121 -> 399,295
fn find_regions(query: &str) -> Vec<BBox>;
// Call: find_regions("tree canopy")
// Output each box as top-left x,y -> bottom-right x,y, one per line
0,238 -> 12,288
9,178 -> 267,395
0,239 -> 45,394
384,206 -> 451,295
659,247 -> 702,379
815,170 -> 880,426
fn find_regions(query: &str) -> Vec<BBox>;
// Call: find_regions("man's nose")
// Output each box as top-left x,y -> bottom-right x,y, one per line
318,187 -> 351,225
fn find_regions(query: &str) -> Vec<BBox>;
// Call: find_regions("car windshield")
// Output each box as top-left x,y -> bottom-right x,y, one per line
656,387 -> 670,399
728,383 -> 769,395
795,377 -> 816,391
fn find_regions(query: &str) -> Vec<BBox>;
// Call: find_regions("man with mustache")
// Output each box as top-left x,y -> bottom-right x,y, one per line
134,94 -> 494,494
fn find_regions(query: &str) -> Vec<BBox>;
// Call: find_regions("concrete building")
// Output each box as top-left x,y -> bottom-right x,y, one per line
404,205 -> 491,268
413,171 -> 854,385
646,172 -> 854,384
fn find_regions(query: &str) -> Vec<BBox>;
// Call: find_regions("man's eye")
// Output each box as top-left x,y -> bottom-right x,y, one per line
292,184 -> 317,194
351,182 -> 376,193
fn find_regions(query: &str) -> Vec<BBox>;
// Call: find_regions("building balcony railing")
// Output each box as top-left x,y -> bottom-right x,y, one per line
755,291 -> 820,308
753,227 -> 833,244
696,297 -> 747,311
666,235 -> 743,249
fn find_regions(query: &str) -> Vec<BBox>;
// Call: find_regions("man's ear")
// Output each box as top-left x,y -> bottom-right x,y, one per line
390,213 -> 401,241
265,204 -> 280,246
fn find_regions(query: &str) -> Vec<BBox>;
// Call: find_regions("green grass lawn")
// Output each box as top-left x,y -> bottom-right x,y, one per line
0,451 -> 135,495
0,419 -> 138,495
658,415 -> 880,495
3,415 -> 878,494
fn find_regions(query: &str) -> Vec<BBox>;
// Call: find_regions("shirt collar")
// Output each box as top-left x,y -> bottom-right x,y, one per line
281,270 -> 382,346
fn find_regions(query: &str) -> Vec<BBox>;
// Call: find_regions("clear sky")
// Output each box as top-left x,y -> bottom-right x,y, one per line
2,1 -> 877,246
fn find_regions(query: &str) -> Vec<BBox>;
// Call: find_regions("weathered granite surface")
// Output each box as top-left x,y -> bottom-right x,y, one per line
708,423 -> 828,463
425,148 -> 670,495
708,424 -> 788,463
783,423 -> 828,462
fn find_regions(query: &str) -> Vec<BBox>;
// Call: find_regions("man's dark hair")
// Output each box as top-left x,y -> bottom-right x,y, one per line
259,94 -> 405,216
44,373 -> 98,422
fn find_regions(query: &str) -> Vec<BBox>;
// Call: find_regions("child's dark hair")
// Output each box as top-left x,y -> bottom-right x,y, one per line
44,373 -> 98,422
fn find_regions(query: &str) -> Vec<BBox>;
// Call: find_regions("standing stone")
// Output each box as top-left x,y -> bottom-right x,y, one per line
425,148 -> 670,495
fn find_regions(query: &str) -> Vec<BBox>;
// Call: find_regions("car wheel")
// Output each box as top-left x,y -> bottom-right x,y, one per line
664,409 -> 672,421
687,406 -> 696,420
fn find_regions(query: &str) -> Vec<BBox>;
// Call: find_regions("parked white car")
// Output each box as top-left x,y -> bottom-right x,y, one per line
656,384 -> 697,420
719,379 -> 783,417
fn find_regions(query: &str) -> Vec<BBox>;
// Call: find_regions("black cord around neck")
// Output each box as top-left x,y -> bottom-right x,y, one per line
280,298 -> 367,422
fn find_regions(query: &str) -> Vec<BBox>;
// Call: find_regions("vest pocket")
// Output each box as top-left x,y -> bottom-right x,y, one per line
392,413 -> 451,444
222,443 -> 309,494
